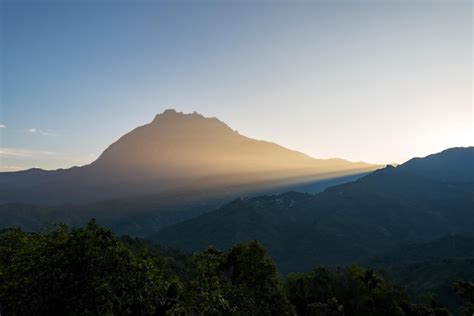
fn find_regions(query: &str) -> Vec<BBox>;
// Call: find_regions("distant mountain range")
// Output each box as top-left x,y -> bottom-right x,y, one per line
153,147 -> 474,272
0,109 -> 377,205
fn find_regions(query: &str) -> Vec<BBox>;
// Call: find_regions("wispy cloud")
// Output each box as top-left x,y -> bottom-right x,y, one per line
0,124 -> 6,128
26,128 -> 57,136
0,147 -> 56,157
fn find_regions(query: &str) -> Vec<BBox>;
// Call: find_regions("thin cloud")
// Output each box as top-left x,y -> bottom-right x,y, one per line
26,128 -> 58,136
0,124 -> 6,128
0,147 -> 56,157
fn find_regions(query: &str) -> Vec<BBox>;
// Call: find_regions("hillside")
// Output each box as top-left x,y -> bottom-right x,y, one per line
153,147 -> 474,272
368,235 -> 474,314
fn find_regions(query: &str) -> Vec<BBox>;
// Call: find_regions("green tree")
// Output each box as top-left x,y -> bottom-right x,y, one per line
286,265 -> 451,316
287,267 -> 339,315
223,241 -> 294,315
0,220 -> 175,315
0,221 -> 457,316
172,241 -> 294,315
454,281 -> 474,316
172,247 -> 234,315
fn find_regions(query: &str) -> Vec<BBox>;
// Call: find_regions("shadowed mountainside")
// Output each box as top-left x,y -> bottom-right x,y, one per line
0,172 -> 373,237
153,147 -> 474,272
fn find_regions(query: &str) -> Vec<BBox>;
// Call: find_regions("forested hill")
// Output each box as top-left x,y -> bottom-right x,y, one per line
1,222 -> 472,315
368,235 -> 474,314
153,147 -> 474,272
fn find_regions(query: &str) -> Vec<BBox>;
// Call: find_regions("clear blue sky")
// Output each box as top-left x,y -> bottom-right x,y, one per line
1,0 -> 472,171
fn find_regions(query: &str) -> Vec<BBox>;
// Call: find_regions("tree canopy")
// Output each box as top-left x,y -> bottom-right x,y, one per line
0,221 -> 468,315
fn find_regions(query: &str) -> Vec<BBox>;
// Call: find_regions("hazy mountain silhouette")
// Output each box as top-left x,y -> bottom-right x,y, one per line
397,147 -> 474,183
0,109 -> 377,205
153,147 -> 474,272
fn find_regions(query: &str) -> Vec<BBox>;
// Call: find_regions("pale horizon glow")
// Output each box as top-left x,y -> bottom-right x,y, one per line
1,1 -> 472,171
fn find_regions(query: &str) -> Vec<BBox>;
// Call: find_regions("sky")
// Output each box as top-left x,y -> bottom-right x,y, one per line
0,0 -> 472,171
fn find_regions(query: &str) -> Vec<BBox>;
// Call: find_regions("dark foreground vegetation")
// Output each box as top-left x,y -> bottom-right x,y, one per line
0,222 -> 472,316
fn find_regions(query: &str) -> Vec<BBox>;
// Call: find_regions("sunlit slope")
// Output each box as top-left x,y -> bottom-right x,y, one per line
93,109 -> 374,179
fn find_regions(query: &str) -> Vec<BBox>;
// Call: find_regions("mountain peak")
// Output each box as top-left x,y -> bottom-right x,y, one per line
152,109 -> 207,123
162,108 -> 179,115
149,109 -> 236,138
152,108 -> 180,122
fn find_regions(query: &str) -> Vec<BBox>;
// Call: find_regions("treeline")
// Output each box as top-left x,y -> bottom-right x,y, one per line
0,221 -> 472,315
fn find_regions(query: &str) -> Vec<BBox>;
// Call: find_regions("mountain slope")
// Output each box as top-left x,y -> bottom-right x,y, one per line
152,147 -> 474,272
0,172 -> 376,237
398,147 -> 474,183
368,235 -> 474,314
0,110 -> 377,205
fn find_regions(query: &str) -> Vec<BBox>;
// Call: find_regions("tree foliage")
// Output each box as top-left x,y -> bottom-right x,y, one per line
454,281 -> 474,316
0,221 -> 465,316
286,266 -> 452,316
0,221 -> 175,315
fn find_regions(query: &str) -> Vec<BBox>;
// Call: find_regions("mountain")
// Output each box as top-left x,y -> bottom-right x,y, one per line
369,234 -> 474,267
0,109 -> 377,205
398,147 -> 474,183
152,147 -> 474,273
0,110 -> 379,235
